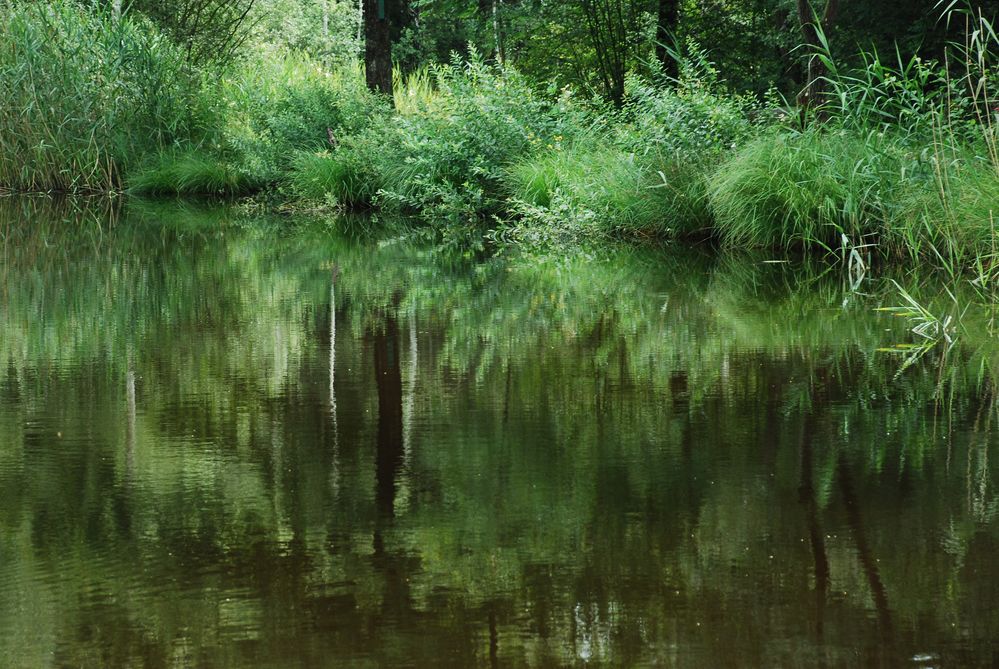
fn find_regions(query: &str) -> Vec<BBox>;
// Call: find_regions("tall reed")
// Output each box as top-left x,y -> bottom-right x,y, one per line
0,1 -> 194,192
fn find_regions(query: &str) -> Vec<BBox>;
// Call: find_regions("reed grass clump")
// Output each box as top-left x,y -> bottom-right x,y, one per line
505,144 -> 713,239
888,154 -> 999,263
128,151 -> 259,196
286,150 -> 377,207
708,129 -> 901,250
0,1 -> 195,192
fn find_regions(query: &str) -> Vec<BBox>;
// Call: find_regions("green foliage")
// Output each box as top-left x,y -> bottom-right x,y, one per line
0,0 -> 382,194
360,55 -> 587,228
129,0 -> 257,66
0,1 -> 197,191
708,128 -> 901,250
505,143 -> 713,241
122,49 -> 385,196
128,151 -> 260,196
286,150 -> 376,206
890,152 -> 999,263
622,53 -> 758,157
250,0 -> 362,65
2,0 -> 997,272
820,49 -> 954,134
500,62 -> 752,243
217,53 -> 383,183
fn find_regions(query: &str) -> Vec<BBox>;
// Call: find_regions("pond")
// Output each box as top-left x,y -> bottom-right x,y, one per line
0,198 -> 997,667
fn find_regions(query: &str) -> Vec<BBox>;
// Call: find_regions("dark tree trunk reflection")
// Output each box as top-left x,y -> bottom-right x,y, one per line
370,309 -> 413,628
374,313 -> 404,520
838,455 -> 894,645
798,408 -> 829,638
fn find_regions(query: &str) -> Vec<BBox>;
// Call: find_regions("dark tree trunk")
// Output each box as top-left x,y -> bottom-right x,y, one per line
655,0 -> 679,79
773,8 -> 802,93
796,0 -> 840,114
364,0 -> 394,97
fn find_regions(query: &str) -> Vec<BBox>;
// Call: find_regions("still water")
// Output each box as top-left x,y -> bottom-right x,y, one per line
0,198 -> 997,667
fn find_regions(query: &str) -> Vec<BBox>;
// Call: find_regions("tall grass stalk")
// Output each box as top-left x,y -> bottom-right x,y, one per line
0,1 -> 195,192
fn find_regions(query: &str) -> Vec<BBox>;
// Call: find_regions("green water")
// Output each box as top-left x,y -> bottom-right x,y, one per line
1,198 -> 998,668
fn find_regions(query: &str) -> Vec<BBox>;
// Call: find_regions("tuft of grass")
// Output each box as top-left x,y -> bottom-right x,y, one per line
286,151 -> 376,207
708,129 -> 899,251
128,152 -> 259,196
394,67 -> 436,114
505,150 -> 567,209
506,144 -> 713,239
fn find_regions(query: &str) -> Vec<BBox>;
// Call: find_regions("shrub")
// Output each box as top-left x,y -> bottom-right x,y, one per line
622,76 -> 758,158
218,54 -> 385,184
500,67 -> 751,242
367,54 -> 591,227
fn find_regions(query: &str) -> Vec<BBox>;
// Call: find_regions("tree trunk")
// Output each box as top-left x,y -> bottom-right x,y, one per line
579,0 -> 632,107
655,0 -> 679,79
364,0 -> 393,97
773,8 -> 801,93
796,0 -> 839,114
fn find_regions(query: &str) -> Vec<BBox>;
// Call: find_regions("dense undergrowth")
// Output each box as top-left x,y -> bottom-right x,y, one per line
1,1 -> 997,272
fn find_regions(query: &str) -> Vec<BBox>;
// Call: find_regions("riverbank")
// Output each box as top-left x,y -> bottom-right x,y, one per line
2,2 -> 996,273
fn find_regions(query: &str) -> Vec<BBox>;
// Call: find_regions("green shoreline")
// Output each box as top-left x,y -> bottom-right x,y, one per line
2,2 -> 996,275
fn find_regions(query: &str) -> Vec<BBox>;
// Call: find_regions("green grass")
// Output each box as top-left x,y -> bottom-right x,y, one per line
128,152 -> 259,196
888,154 -> 999,266
286,151 -> 376,207
707,129 -> 899,251
505,144 -> 713,239
0,1 -> 195,192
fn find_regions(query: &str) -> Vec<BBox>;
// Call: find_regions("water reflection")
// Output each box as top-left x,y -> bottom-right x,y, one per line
0,197 -> 997,667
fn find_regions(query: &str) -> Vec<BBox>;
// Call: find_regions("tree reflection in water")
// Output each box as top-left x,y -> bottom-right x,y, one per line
0,197 -> 997,667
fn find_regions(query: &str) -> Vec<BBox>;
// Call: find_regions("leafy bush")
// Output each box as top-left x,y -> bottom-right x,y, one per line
500,64 -> 750,242
218,54 -> 385,183
365,54 -> 591,227
622,76 -> 758,158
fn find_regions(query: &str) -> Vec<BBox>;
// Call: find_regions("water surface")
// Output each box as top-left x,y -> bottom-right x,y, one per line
1,198 -> 997,667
